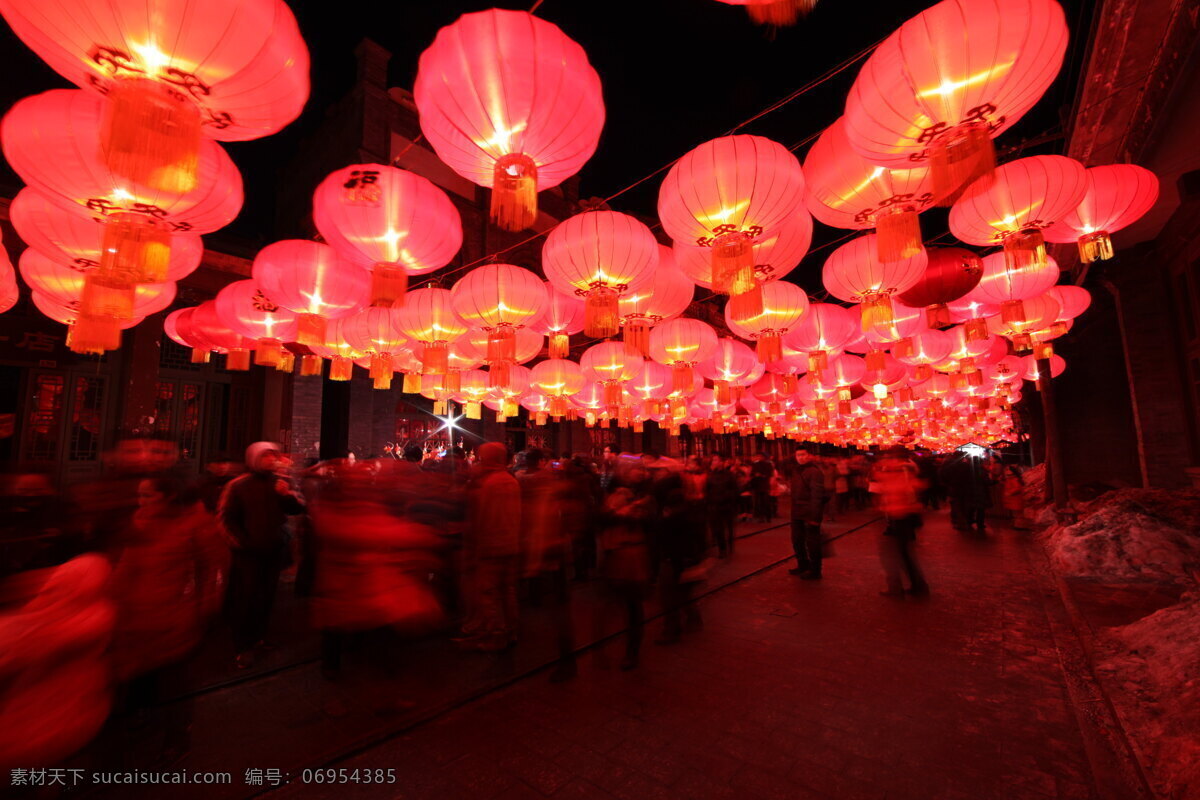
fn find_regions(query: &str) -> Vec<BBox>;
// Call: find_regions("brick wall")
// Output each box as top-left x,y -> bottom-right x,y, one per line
290,374 -> 323,461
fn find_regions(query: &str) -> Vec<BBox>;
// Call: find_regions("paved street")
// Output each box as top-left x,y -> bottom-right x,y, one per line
272,509 -> 1110,800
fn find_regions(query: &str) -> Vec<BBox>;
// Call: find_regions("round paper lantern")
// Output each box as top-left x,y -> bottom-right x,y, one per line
804,117 -> 934,262
965,251 -> 1060,326
542,211 -> 658,338
252,240 -> 368,347
986,292 -> 1061,348
1021,353 -> 1066,382
529,282 -> 586,359
658,135 -> 806,303
392,287 -> 468,375
627,361 -> 672,408
1043,164 -> 1159,263
215,279 -> 298,366
340,307 -> 408,388
648,317 -> 718,393
458,328 -> 544,366
1045,285 -> 1091,322
450,263 -> 547,385
530,358 -> 586,417
414,9 -> 604,231
822,233 -> 927,330
0,0 -> 307,192
10,187 -> 203,284
581,341 -> 642,407
674,208 -> 813,292
189,300 -> 256,368
313,164 -> 462,306
783,302 -> 860,374
724,280 -> 810,363
698,337 -> 758,405
949,155 -> 1087,274
895,328 -> 954,382
843,0 -> 1069,202
618,246 -> 694,355
897,246 -> 983,327
31,291 -> 143,331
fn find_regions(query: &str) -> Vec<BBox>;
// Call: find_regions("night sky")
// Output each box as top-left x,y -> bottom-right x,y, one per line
0,0 -> 1097,295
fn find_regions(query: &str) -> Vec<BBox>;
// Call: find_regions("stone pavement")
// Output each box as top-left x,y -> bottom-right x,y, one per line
275,510 -> 1109,800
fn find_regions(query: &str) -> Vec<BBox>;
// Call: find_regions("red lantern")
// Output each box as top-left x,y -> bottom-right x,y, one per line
450,263 -> 547,386
822,233 -> 927,330
964,251 -> 1060,325
724,281 -> 809,363
648,317 -> 718,394
1021,353 -> 1066,381
713,0 -> 817,26
698,337 -> 757,405
530,358 -> 586,418
414,9 -> 604,232
896,246 -> 983,327
215,279 -> 298,366
392,287 -> 468,376
341,307 -> 408,388
674,208 -> 812,292
0,0 -> 307,192
10,187 -> 202,283
313,164 -> 462,306
529,281 -> 586,359
190,300 -> 256,369
580,341 -> 641,408
986,292 -> 1061,351
1043,164 -> 1159,263
31,291 -> 142,331
618,246 -> 695,356
843,0 -> 1069,203
252,240 -> 368,346
949,155 -> 1087,273
804,117 -> 933,262
1045,285 -> 1091,322
658,135 -> 806,304
542,211 -> 658,338
783,302 -> 859,375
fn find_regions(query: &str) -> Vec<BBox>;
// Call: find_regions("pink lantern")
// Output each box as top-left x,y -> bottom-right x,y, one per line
214,279 -> 298,366
252,240 -> 368,346
581,341 -> 642,407
804,117 -> 934,262
698,337 -> 758,405
10,187 -> 203,283
0,0 -> 307,192
450,263 -> 547,386
822,233 -> 927,330
965,251 -> 1060,326
458,328 -> 544,366
949,155 -> 1087,273
190,300 -> 256,369
986,292 -> 1062,349
618,246 -> 695,356
1045,285 -> 1091,322
1021,353 -> 1066,382
391,287 -> 468,375
530,358 -> 586,418
31,291 -> 143,331
341,307 -> 408,388
542,211 -> 658,338
783,302 -> 859,374
723,280 -> 810,363
313,165 -> 462,306
843,0 -> 1069,203
529,282 -> 586,359
414,9 -> 604,232
648,317 -> 718,394
713,0 -> 816,26
658,135 -> 806,305
627,361 -> 672,410
1043,164 -> 1159,263
674,209 -> 813,291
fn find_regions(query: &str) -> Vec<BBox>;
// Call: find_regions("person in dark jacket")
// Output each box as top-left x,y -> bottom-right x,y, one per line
706,455 -> 740,558
218,441 -> 303,668
749,453 -> 775,522
939,450 -> 993,535
788,447 -> 829,579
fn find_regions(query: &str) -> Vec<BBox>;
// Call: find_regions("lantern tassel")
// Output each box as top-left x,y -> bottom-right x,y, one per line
745,0 -> 816,25
422,341 -> 449,375
465,401 -> 482,420
487,326 -> 516,363
190,348 -> 211,365
715,380 -> 733,406
491,154 -> 538,232
300,355 -> 324,377
860,293 -> 895,332
370,352 -> 393,380
964,318 -> 989,342
1000,299 -> 1027,325
926,303 -> 951,328
1002,228 -> 1047,273
584,286 -> 620,339
254,338 -> 283,367
329,356 -> 354,381
1078,231 -> 1113,264
929,122 -> 995,205
68,315 -> 122,355
226,349 -> 252,371
296,313 -> 328,347
101,77 -> 201,194
549,332 -> 570,359
728,281 -> 765,324
603,382 -> 623,408
623,320 -> 650,357
672,364 -> 694,394
373,372 -> 392,390
489,360 -> 512,389
711,231 -> 756,295
875,206 -> 923,263
756,331 -> 783,364
442,370 -> 462,394
402,372 -> 421,393
101,213 -> 172,283
370,264 -> 408,307
80,274 -> 135,321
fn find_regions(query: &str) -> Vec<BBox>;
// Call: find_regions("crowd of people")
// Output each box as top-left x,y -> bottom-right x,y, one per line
0,432 -> 1025,769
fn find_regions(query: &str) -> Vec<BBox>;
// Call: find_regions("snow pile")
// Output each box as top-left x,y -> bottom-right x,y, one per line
1098,595 -> 1200,799
1042,489 -> 1200,582
1020,463 -> 1046,508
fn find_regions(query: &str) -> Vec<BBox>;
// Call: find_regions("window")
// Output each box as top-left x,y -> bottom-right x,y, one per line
25,374 -> 64,462
69,376 -> 106,461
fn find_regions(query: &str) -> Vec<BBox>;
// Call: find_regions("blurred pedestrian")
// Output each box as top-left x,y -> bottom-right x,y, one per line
872,447 -> 929,598
707,455 -> 739,558
218,442 -> 304,668
788,446 -> 829,580
598,455 -> 655,670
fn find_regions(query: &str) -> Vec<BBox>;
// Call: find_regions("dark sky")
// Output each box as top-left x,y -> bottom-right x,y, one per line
0,0 -> 1097,289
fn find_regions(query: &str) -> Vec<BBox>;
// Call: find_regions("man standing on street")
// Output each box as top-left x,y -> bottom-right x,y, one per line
788,446 -> 829,580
